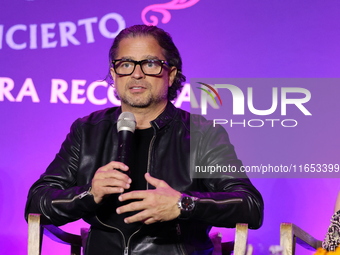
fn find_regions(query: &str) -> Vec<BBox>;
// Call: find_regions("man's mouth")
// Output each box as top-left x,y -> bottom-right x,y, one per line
130,86 -> 145,90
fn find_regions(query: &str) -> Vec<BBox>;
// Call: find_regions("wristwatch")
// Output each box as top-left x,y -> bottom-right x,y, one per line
177,194 -> 198,219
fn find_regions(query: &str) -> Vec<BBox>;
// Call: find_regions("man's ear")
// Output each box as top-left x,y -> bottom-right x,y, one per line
168,66 -> 177,87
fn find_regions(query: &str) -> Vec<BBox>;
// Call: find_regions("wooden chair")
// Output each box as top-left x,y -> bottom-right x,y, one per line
210,223 -> 251,255
280,192 -> 340,255
28,213 -> 249,255
280,223 -> 323,255
28,214 -> 88,255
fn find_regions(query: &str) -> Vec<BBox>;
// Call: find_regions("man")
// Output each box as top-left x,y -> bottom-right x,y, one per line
25,25 -> 263,255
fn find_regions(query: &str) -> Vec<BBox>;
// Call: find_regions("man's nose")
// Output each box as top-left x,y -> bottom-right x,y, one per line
131,64 -> 145,79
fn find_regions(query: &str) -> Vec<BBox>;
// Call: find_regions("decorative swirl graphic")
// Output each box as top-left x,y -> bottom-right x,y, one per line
141,0 -> 200,26
197,82 -> 223,106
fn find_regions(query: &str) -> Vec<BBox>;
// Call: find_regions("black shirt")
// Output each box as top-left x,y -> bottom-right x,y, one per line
128,127 -> 154,191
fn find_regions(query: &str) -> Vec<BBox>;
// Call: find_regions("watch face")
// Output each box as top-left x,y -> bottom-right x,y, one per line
182,196 -> 195,211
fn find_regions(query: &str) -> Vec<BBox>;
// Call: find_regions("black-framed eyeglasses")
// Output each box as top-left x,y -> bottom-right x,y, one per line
112,59 -> 169,76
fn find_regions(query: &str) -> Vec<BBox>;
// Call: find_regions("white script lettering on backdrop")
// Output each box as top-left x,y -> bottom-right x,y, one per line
0,77 -> 191,107
0,13 -> 126,50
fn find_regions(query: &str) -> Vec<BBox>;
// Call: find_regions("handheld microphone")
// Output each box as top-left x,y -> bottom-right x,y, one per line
116,112 -> 136,174
97,112 -> 137,229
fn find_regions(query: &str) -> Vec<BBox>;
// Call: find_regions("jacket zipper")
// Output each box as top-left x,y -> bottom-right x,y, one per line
146,133 -> 156,190
51,189 -> 92,204
118,133 -> 156,254
120,131 -> 156,254
146,131 -> 187,255
199,198 -> 243,204
95,216 -> 141,255
94,132 -> 156,254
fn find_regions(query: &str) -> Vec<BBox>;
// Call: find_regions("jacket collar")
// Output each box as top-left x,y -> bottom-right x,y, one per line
112,101 -> 178,130
150,101 -> 178,130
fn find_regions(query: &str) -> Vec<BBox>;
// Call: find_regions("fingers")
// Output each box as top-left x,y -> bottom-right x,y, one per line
91,161 -> 131,204
116,186 -> 181,224
118,190 -> 145,202
145,173 -> 169,188
116,200 -> 145,216
105,161 -> 129,172
95,168 -> 131,185
124,211 -> 157,225
95,178 -> 127,193
116,198 -> 158,224
117,196 -> 179,224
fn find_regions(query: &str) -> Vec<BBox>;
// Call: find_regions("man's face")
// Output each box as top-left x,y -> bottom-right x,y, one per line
111,36 -> 177,110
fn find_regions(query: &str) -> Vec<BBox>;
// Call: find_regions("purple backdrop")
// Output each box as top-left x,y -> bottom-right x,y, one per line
1,0 -> 339,254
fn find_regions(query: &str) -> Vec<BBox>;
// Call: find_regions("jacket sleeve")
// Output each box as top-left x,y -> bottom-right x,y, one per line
25,119 -> 99,226
184,121 -> 264,229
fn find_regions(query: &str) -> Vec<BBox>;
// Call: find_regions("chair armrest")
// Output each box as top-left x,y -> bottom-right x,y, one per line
43,224 -> 82,246
28,214 -> 43,255
234,223 -> 249,255
29,213 -> 82,246
280,222 -> 323,255
220,223 -> 249,255
28,213 -> 83,255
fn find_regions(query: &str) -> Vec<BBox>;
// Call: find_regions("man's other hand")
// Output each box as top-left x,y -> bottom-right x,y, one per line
91,161 -> 131,204
116,173 -> 181,224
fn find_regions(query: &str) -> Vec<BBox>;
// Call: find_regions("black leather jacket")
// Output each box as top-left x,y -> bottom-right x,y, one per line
25,102 -> 263,255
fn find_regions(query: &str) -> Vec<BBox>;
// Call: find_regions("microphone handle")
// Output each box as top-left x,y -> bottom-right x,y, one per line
116,130 -> 134,175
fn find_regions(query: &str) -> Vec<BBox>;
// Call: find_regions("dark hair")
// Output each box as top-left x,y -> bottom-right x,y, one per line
106,25 -> 186,101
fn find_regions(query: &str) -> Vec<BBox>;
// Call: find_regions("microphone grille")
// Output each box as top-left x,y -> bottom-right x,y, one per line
117,112 -> 136,133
